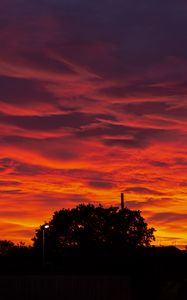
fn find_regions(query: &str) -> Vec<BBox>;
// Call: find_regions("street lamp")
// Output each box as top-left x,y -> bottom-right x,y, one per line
42,224 -> 49,267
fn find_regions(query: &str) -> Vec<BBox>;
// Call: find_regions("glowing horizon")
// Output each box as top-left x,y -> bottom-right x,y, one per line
0,0 -> 187,247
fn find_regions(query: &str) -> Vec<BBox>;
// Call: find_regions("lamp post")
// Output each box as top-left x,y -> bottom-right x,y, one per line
42,224 -> 49,267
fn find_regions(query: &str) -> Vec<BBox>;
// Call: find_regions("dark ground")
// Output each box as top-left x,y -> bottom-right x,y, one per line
0,246 -> 186,300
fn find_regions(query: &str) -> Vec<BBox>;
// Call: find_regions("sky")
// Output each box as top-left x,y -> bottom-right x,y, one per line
0,0 -> 187,246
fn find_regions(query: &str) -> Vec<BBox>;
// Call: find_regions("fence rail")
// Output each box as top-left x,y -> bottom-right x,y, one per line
0,275 -> 131,300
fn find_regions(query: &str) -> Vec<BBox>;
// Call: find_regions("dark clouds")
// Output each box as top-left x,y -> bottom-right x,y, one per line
0,180 -> 21,186
0,77 -> 53,104
0,189 -> 23,194
0,112 -> 105,130
124,186 -> 164,196
1,0 -> 187,81
151,212 -> 187,222
87,181 -> 116,189
111,101 -> 187,121
149,160 -> 170,168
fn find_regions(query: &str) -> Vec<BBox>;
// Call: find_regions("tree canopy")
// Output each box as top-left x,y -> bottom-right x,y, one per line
33,204 -> 155,255
0,240 -> 15,256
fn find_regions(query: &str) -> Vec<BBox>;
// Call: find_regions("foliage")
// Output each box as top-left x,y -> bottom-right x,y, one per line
0,240 -> 15,256
33,204 -> 155,255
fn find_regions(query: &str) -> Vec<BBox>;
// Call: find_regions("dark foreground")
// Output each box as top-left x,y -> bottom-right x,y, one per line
0,275 -> 130,300
0,273 -> 187,300
0,246 -> 187,300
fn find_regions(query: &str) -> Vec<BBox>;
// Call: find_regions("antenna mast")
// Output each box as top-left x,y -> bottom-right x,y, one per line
121,193 -> 124,210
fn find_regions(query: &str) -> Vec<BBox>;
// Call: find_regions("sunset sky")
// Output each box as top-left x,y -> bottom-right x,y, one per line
0,0 -> 187,247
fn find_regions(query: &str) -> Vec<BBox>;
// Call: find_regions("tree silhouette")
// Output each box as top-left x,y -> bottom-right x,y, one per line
33,204 -> 155,257
0,240 -> 15,256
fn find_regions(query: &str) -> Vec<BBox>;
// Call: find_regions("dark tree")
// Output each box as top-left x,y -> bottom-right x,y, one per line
0,240 -> 15,256
33,204 -> 155,257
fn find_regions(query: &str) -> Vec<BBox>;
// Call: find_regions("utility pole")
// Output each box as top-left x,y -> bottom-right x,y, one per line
121,192 -> 124,210
42,224 -> 49,267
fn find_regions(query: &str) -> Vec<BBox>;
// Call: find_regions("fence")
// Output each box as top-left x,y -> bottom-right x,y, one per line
0,275 -> 131,300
